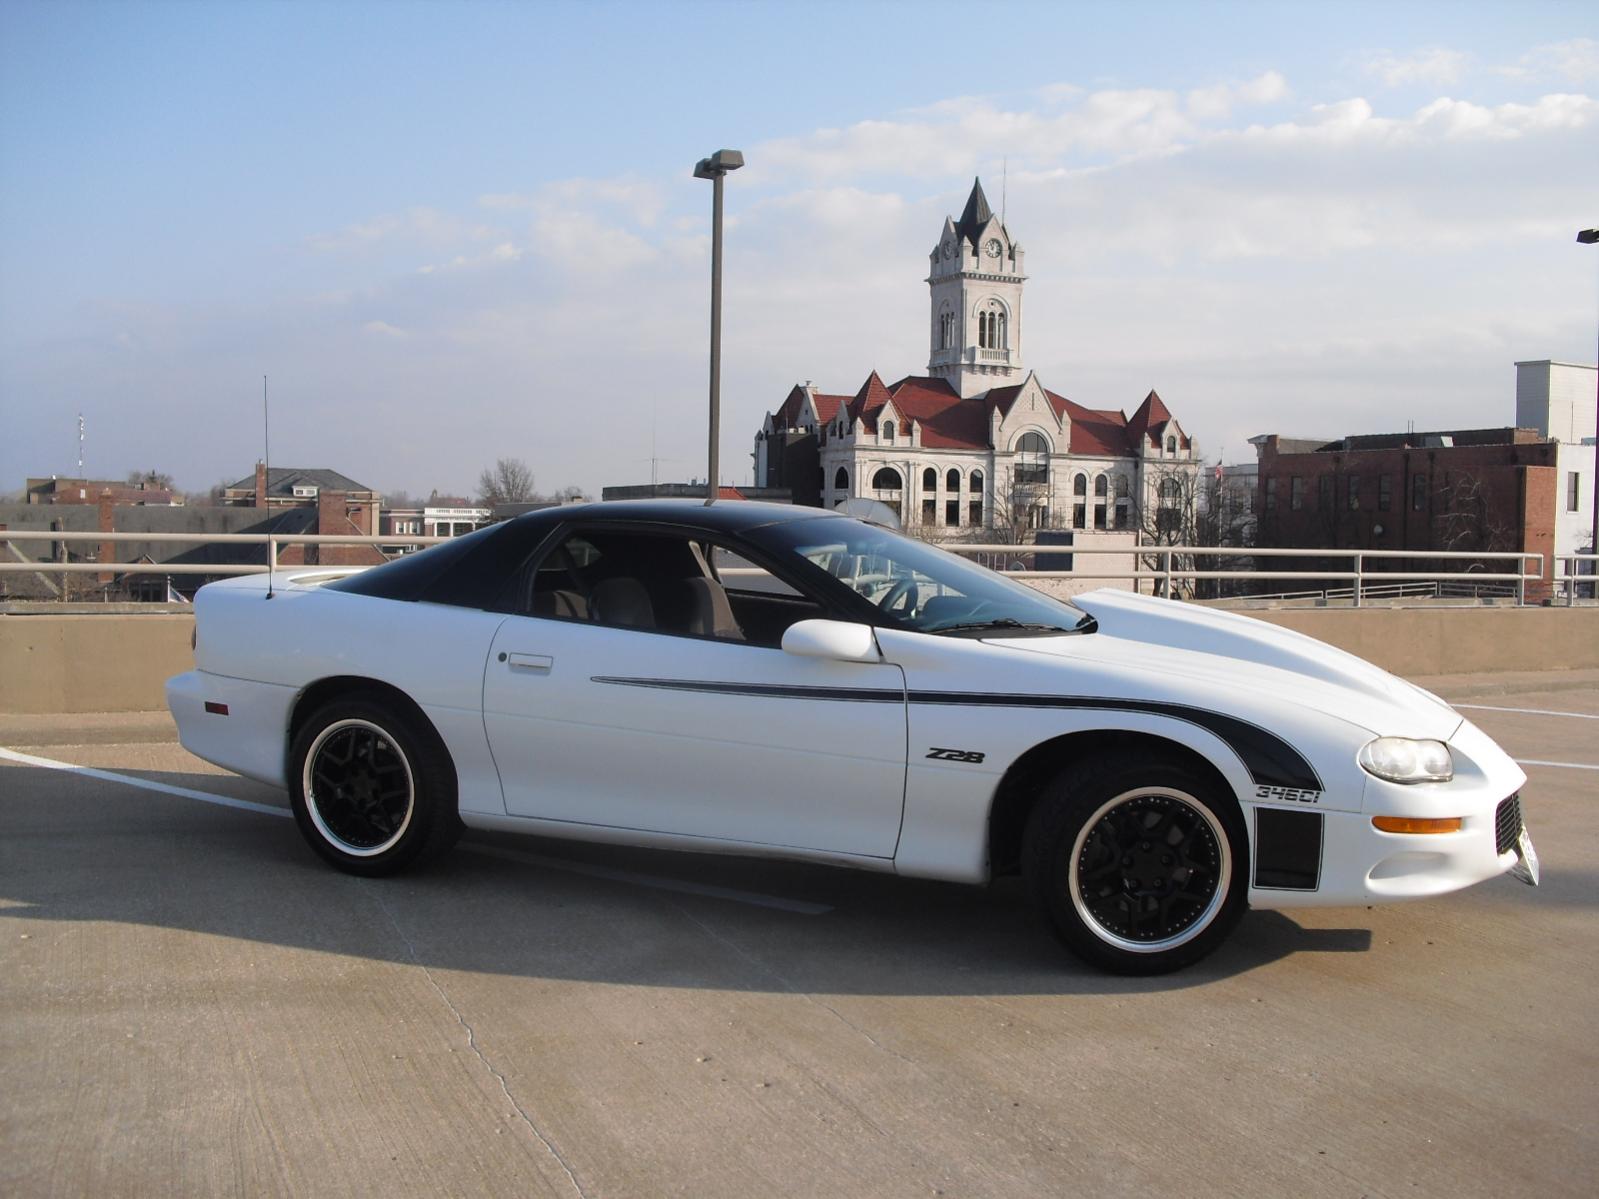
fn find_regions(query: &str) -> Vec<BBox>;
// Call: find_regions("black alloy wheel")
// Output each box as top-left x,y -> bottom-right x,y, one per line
288,694 -> 461,877
1023,754 -> 1247,974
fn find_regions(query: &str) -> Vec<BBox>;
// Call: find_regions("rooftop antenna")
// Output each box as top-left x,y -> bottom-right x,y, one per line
77,413 -> 85,476
264,374 -> 274,600
1001,157 -> 1008,231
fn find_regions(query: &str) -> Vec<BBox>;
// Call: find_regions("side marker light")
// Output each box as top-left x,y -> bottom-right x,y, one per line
204,702 -> 229,716
1372,816 -> 1462,835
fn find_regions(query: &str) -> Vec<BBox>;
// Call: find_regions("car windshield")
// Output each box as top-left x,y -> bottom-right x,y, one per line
748,516 -> 1094,637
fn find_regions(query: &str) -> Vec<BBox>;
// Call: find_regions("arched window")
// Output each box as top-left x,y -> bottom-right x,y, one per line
1093,475 -> 1109,529
1115,475 -> 1130,499
1166,435 -> 1178,454
996,310 -> 1008,349
882,421 -> 895,443
1072,473 -> 1088,496
945,468 -> 961,491
968,470 -> 984,525
872,467 -> 903,490
977,302 -> 1009,350
834,467 -> 849,491
1015,432 -> 1049,485
922,467 -> 937,491
969,470 -> 984,493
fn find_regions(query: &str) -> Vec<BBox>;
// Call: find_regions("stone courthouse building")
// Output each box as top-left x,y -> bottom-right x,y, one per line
754,179 -> 1198,537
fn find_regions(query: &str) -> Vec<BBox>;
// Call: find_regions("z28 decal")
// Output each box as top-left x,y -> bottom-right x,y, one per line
926,747 -> 986,764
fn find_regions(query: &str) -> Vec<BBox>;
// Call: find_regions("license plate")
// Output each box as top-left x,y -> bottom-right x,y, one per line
1508,827 -> 1540,887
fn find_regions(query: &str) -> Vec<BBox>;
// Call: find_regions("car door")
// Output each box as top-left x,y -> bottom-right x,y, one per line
480,525 -> 909,857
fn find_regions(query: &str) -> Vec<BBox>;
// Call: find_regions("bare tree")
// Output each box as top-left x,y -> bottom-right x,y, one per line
1131,463 -> 1203,597
550,484 -> 590,503
476,458 -> 538,507
126,469 -> 176,492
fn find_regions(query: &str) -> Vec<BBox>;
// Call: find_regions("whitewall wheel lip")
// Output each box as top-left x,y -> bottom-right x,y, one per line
1067,786 -> 1232,954
302,718 -> 417,857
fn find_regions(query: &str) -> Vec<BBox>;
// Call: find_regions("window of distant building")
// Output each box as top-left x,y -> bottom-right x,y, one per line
946,468 -> 961,492
1166,435 -> 1177,455
834,467 -> 849,492
1412,474 -> 1427,511
872,467 -> 903,520
922,497 -> 936,525
922,467 -> 937,492
1378,475 -> 1392,511
1347,475 -> 1361,510
882,421 -> 895,443
1093,475 -> 1109,530
1015,432 -> 1050,485
1319,476 -> 1334,510
1114,474 -> 1131,528
1265,478 -> 1278,511
1569,471 -> 1582,513
968,471 -> 984,525
946,497 -> 960,526
1290,477 -> 1304,510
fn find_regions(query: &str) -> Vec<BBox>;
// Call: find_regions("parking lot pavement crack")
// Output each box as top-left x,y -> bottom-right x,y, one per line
672,902 -> 920,1071
369,888 -> 589,1199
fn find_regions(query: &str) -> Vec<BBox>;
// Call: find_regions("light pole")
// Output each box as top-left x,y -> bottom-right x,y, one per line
1581,228 -> 1598,595
694,148 -> 744,505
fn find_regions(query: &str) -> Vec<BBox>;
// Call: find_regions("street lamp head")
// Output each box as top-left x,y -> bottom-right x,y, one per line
1579,229 -> 1599,244
694,148 -> 745,179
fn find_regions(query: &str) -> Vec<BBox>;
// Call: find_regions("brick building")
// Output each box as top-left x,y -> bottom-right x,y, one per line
1250,361 -> 1595,596
25,476 -> 180,506
1251,428 -> 1569,594
223,465 -> 383,567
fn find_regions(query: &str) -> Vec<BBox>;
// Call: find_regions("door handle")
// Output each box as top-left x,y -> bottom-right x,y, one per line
505,652 -> 554,673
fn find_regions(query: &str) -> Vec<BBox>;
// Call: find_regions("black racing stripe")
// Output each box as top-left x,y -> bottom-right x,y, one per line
592,677 -> 1321,791
591,676 -> 903,704
909,691 -> 1322,791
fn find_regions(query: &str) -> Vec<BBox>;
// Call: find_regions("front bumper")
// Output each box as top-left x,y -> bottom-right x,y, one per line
1249,717 -> 1532,909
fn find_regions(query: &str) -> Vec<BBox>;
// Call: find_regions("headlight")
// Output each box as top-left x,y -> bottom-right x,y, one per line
1358,737 -> 1453,784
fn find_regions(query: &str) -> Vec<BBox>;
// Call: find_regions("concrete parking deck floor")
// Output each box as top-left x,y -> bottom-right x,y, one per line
2,672 -> 1596,1197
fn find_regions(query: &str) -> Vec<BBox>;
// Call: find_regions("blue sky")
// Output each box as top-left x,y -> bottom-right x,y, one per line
2,1 -> 1596,498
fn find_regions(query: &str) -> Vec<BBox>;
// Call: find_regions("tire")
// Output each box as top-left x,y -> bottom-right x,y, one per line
1022,753 -> 1247,975
288,693 -> 461,877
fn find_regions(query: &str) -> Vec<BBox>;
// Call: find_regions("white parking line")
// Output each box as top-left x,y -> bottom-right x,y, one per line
0,746 -> 833,915
1514,759 -> 1599,772
1455,704 -> 1599,720
0,745 -> 293,817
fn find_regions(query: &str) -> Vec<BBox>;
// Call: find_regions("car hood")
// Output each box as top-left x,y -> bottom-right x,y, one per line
989,588 -> 1461,741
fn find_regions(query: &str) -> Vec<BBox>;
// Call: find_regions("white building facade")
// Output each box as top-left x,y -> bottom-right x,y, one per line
756,179 -> 1199,540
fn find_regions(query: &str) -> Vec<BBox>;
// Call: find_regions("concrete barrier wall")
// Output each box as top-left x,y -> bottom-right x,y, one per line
1,607 -> 1596,714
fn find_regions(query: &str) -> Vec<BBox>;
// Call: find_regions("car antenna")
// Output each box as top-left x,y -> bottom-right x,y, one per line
263,374 -> 274,600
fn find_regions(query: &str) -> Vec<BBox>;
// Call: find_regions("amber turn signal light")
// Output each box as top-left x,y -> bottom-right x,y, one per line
1372,816 -> 1463,835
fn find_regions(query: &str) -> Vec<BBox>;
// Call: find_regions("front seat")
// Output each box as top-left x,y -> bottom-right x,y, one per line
590,577 -> 656,629
681,577 -> 744,640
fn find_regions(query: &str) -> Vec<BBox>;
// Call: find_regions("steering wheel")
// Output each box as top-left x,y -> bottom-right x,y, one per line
875,576 -> 917,617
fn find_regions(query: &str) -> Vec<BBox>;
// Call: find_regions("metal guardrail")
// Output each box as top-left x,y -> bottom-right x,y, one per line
0,529 -> 1585,609
943,542 -> 1546,607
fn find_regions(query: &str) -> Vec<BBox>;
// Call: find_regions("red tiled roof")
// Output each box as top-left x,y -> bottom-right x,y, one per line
814,393 -> 848,424
848,371 -> 894,430
883,375 -> 983,448
717,485 -> 746,500
1127,389 -> 1188,450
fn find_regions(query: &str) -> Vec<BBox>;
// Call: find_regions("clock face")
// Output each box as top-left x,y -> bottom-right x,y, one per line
985,238 -> 1003,259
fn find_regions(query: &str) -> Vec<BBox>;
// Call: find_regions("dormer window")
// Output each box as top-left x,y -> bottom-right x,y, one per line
1166,435 -> 1178,455
882,421 -> 895,443
292,484 -> 319,499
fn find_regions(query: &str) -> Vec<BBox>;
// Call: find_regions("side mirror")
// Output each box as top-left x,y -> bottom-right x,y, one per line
781,619 -> 882,663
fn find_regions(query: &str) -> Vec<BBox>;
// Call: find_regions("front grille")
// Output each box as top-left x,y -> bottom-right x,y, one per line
1495,794 -> 1523,856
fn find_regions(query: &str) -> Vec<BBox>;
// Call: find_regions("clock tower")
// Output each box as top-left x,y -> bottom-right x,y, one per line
927,177 -> 1027,399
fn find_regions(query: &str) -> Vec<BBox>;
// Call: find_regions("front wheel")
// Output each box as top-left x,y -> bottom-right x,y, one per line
1022,755 -> 1247,974
288,694 -> 461,876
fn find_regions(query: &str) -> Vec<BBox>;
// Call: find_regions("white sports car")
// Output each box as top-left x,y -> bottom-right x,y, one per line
167,500 -> 1537,973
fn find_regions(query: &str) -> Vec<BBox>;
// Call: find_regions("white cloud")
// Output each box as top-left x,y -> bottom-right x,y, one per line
1494,38 -> 1599,84
1187,71 -> 1290,120
1363,48 -> 1472,87
361,320 -> 406,338
307,207 -> 498,253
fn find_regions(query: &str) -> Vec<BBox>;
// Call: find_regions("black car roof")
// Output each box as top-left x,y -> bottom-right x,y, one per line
509,499 -> 838,535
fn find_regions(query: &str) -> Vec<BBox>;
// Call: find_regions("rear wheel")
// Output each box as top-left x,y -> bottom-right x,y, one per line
289,695 -> 461,876
1023,754 -> 1247,974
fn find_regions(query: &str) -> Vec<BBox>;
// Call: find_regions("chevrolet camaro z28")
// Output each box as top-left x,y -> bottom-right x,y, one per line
167,500 -> 1538,974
